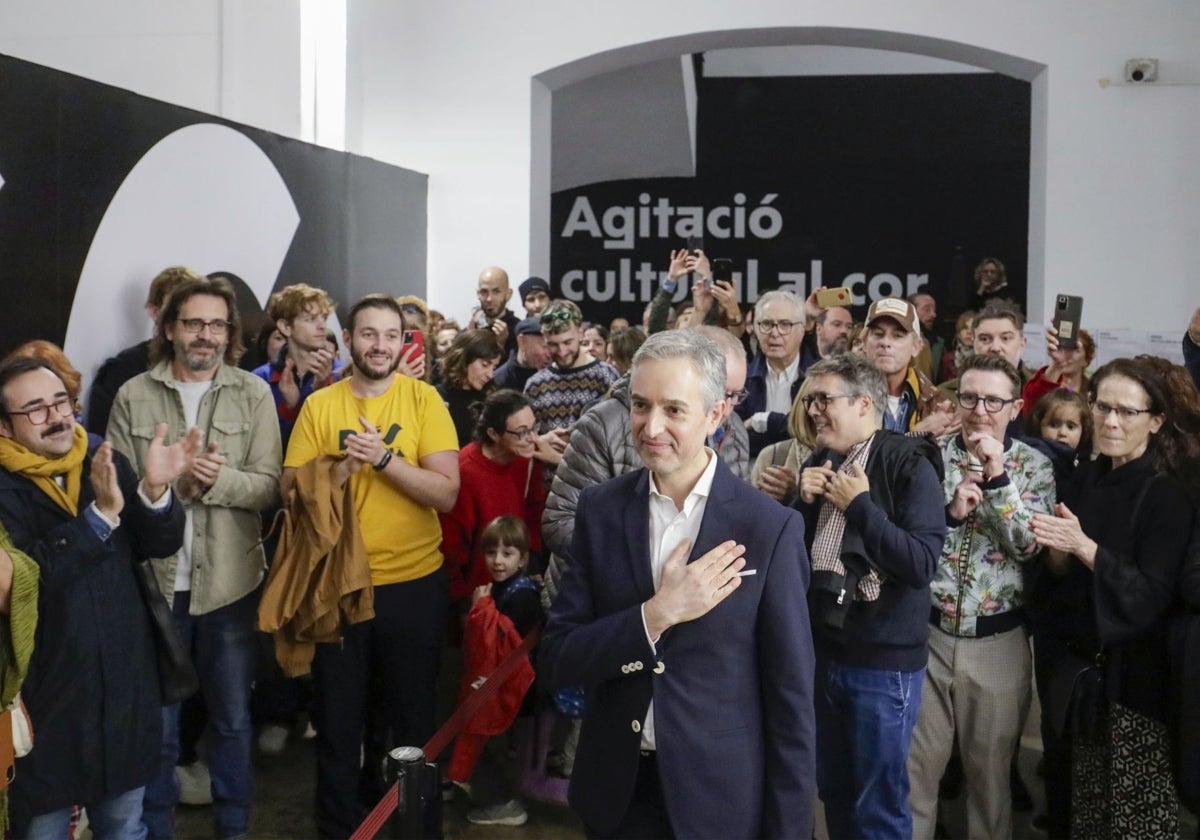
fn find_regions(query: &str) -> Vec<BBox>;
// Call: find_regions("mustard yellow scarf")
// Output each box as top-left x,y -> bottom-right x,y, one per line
0,424 -> 89,516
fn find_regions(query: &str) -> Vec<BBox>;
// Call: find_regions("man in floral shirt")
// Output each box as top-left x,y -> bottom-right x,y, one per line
907,354 -> 1054,840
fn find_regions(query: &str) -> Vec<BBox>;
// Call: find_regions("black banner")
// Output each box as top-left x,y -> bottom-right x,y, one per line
0,52 -> 426,374
551,73 -> 1030,327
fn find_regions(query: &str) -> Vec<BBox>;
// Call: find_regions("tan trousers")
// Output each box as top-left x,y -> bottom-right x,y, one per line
907,624 -> 1032,840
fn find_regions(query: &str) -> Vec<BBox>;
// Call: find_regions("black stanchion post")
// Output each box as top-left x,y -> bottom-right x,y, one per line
385,746 -> 426,840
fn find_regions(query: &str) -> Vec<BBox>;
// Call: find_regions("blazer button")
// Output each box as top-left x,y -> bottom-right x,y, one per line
631,720 -> 641,733
621,664 -> 630,674
634,661 -> 644,670
653,662 -> 665,674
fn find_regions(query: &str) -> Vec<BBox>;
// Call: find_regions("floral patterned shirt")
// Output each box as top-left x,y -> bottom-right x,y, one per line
930,434 -> 1055,636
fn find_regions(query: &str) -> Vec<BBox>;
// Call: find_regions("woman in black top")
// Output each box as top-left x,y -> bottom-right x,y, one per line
1031,356 -> 1200,838
437,329 -> 503,447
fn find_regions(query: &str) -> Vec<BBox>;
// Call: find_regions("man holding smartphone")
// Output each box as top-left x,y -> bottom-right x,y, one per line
475,266 -> 521,359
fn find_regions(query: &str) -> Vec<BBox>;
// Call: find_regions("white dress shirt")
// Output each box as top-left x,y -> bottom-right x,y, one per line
638,449 -> 719,750
751,354 -> 801,433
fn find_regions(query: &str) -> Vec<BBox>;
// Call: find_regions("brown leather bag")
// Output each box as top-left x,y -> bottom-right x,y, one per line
0,708 -> 14,789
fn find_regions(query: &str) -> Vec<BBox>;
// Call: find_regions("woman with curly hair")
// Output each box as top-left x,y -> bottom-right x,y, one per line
437,330 -> 503,447
1031,356 -> 1200,838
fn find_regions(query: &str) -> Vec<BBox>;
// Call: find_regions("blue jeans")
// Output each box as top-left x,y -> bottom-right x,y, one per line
25,787 -> 146,840
143,591 -> 257,840
815,651 -> 924,840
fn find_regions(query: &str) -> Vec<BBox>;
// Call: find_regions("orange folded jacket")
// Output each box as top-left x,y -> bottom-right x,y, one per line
257,455 -> 374,676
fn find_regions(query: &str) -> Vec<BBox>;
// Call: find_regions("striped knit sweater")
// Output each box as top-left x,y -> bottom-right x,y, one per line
524,359 -> 620,433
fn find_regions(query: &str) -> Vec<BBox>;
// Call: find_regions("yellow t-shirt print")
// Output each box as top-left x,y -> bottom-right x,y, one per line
285,376 -> 459,586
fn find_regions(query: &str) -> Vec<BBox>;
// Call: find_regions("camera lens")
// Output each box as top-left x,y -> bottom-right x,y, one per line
1132,69 -> 1145,81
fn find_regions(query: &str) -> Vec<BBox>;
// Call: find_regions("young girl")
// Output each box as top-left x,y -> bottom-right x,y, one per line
1028,387 -> 1093,483
448,517 -> 543,827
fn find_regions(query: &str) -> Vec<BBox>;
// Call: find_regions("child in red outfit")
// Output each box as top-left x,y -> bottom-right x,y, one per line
448,517 -> 543,827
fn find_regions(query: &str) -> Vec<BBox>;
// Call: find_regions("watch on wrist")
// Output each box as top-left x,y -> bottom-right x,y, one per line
373,450 -> 393,472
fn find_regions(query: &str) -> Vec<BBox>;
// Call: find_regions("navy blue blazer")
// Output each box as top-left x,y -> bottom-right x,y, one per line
734,350 -> 810,458
540,458 -> 816,839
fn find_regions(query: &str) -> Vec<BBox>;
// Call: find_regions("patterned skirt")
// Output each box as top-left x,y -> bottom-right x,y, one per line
1072,701 -> 1179,839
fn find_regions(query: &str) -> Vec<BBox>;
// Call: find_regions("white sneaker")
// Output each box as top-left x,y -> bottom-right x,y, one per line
257,724 -> 289,755
176,761 -> 213,806
467,798 -> 528,826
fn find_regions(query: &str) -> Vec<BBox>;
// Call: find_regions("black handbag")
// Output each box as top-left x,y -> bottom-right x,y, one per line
1066,651 -> 1108,744
133,558 -> 200,706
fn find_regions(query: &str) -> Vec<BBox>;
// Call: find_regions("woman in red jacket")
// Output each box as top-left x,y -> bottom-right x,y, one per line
1022,326 -> 1095,420
439,389 -> 545,610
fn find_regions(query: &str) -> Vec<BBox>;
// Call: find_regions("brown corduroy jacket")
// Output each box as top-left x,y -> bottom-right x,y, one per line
257,455 -> 373,676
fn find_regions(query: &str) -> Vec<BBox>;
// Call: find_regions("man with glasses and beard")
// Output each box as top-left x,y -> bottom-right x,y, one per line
282,294 -> 460,837
106,275 -> 282,839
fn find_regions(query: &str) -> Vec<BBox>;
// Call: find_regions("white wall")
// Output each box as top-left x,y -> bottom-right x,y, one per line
346,0 -> 1200,335
5,1 -> 1199,337
0,0 -> 301,140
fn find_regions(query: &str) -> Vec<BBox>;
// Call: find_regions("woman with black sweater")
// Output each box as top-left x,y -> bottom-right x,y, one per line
1031,355 -> 1200,838
437,329 -> 503,447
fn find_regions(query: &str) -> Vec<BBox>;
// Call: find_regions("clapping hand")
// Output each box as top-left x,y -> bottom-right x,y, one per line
143,424 -> 204,501
799,460 -> 835,505
755,465 -> 798,503
91,442 -> 125,520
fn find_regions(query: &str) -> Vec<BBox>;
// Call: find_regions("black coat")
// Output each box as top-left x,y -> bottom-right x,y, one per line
85,340 -> 151,437
1170,516 -> 1200,812
1056,455 -> 1194,723
0,443 -> 183,822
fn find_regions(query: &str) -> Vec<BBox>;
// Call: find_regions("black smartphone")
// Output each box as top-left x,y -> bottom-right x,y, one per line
1052,294 -> 1084,349
711,258 -> 733,289
686,235 -> 705,256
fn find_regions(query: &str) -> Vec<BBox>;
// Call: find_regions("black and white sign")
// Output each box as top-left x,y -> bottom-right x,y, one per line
551,73 -> 1031,326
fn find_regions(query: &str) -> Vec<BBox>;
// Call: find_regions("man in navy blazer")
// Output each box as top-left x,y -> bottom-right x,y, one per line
540,330 -> 816,839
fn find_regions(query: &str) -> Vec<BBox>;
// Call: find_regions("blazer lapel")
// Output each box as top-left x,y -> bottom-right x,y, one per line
688,459 -> 737,564
622,470 -> 655,602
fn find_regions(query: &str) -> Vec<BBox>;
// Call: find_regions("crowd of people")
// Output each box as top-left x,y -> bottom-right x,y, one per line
0,253 -> 1197,840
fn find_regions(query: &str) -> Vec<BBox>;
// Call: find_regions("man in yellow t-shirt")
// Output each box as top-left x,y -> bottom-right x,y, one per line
283,294 -> 459,837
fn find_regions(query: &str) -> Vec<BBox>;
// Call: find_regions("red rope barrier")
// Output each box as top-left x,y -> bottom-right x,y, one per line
348,626 -> 543,840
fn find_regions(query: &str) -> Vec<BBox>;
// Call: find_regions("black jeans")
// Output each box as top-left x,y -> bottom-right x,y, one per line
312,568 -> 448,837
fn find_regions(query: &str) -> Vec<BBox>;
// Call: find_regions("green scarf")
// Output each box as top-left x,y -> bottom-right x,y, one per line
0,526 -> 39,829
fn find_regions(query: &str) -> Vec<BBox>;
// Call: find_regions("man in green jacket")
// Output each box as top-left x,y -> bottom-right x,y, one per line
108,275 -> 281,840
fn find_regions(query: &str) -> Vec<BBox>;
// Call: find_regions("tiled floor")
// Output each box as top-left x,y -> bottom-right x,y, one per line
169,705 -> 1196,839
